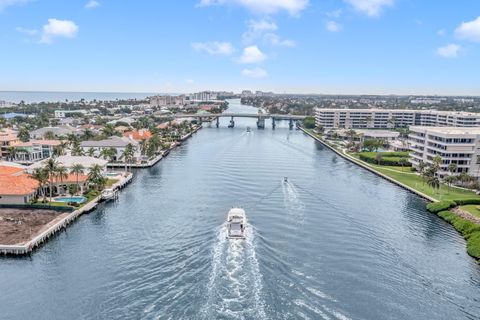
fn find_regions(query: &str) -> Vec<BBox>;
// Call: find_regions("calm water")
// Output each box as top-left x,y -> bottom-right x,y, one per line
1,99 -> 480,320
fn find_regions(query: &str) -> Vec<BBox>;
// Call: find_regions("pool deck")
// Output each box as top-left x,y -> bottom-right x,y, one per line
0,172 -> 133,255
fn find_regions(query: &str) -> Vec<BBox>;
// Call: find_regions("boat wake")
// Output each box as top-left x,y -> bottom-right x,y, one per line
282,179 -> 305,226
201,220 -> 266,319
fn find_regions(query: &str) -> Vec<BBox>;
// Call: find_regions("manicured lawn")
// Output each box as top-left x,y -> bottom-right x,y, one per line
105,179 -> 119,187
373,166 -> 477,202
461,205 -> 480,218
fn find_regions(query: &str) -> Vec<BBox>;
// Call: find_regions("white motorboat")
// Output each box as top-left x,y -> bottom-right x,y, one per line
227,208 -> 246,239
101,188 -> 117,202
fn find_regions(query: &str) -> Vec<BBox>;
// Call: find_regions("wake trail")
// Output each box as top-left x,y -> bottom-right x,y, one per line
201,220 -> 266,320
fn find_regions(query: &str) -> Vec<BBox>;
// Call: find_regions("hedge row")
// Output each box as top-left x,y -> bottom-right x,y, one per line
454,199 -> 480,206
425,198 -> 480,213
426,201 -> 457,213
358,152 -> 410,166
437,211 -> 480,259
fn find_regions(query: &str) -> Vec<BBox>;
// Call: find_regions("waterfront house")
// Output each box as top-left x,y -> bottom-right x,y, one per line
12,140 -> 61,164
29,155 -> 108,173
80,137 -> 140,162
0,129 -> 19,160
30,126 -> 78,140
123,130 -> 152,141
0,165 -> 39,204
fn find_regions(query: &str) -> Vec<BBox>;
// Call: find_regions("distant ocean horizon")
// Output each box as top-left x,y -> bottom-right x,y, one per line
0,91 -> 177,103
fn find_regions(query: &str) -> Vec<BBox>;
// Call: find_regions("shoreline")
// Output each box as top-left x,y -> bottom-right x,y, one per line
300,127 -> 480,261
299,127 -> 437,202
0,126 -> 202,256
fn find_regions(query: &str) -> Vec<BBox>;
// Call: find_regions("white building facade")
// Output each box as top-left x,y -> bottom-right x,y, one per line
408,126 -> 480,177
315,108 -> 480,129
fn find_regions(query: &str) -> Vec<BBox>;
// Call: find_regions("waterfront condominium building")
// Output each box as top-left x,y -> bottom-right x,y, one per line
315,108 -> 480,129
408,126 -> 480,178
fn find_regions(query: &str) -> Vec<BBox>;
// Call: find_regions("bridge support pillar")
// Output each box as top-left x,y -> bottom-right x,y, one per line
216,117 -> 219,128
257,117 -> 265,129
228,116 -> 235,128
198,117 -> 203,125
289,118 -> 294,130
272,117 -> 276,129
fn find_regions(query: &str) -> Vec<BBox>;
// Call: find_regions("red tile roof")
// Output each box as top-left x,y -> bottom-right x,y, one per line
52,173 -> 88,184
123,130 -> 152,141
0,173 -> 39,195
0,165 -> 24,176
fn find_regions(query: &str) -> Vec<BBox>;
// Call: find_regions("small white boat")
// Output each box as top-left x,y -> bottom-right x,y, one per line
246,126 -> 251,133
227,208 -> 246,239
102,188 -> 117,202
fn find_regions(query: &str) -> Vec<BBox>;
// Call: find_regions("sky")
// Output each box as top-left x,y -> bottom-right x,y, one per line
0,0 -> 480,95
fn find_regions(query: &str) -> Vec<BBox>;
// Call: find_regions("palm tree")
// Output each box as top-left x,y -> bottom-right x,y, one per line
88,164 -> 106,191
432,155 -> 442,171
100,147 -> 117,162
44,158 -> 59,202
427,175 -> 440,193
121,143 -> 136,172
71,141 -> 84,156
346,129 -> 357,142
70,163 -> 85,195
102,124 -> 116,137
31,168 -> 49,202
418,160 -> 427,185
82,128 -> 94,140
7,146 -> 16,161
66,133 -> 78,147
139,139 -> 147,156
56,165 -> 69,195
448,163 -> 457,176
87,147 -> 96,157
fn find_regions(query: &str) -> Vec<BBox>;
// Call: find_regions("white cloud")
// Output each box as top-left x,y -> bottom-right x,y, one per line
436,43 -> 462,58
191,41 -> 235,55
242,19 -> 295,47
198,0 -> 309,16
16,26 -> 38,36
325,21 -> 342,32
40,19 -> 79,44
326,9 -> 342,18
85,0 -> 99,9
455,16 -> 480,43
241,67 -> 268,78
0,0 -> 30,12
239,45 -> 267,63
437,29 -> 446,36
263,33 -> 296,47
344,0 -> 394,17
242,19 -> 277,43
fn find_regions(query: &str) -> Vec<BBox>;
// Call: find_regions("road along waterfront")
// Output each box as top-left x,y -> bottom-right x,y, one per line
1,99 -> 480,319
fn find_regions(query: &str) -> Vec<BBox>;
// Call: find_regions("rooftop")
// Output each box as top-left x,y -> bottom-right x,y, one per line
0,174 -> 39,195
409,126 -> 480,135
29,155 -> 108,171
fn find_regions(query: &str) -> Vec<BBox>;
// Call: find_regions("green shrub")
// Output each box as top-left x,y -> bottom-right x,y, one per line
426,201 -> 456,213
437,211 -> 480,260
358,152 -> 411,166
467,233 -> 480,258
453,199 -> 480,206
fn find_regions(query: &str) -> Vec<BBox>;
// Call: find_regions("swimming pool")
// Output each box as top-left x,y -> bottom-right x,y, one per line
54,196 -> 87,204
105,172 -> 119,177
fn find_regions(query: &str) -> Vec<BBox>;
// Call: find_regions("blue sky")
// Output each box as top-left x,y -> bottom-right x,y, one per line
1,0 -> 480,95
